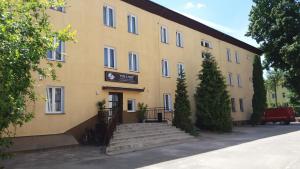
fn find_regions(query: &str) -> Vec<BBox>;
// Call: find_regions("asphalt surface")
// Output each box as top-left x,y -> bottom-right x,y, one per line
2,123 -> 300,169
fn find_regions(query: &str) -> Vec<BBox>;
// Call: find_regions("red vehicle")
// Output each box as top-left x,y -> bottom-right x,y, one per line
261,107 -> 296,125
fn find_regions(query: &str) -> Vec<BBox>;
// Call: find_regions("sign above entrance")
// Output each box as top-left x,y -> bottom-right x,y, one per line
105,71 -> 138,84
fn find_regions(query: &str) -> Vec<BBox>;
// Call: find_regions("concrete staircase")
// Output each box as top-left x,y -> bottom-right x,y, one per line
106,123 -> 194,155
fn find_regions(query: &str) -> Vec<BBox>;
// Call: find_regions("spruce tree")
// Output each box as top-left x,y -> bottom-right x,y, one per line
173,72 -> 193,133
195,53 -> 232,132
251,56 -> 267,125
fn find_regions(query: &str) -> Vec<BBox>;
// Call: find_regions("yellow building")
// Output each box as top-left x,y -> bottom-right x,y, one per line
14,0 -> 262,139
266,85 -> 291,107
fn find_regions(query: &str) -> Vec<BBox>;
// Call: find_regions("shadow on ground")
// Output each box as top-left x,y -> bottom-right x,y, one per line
2,123 -> 300,169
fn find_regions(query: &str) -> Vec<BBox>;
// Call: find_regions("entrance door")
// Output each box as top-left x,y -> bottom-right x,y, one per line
108,93 -> 123,123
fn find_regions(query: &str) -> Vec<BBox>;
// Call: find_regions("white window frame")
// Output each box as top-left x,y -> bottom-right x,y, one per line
201,40 -> 212,48
104,46 -> 117,69
177,63 -> 185,78
47,37 -> 65,62
226,48 -> 232,62
162,59 -> 170,77
128,14 -> 138,34
127,99 -> 136,112
46,86 -> 64,114
163,94 -> 172,111
237,74 -> 242,88
103,5 -> 115,28
176,31 -> 183,47
228,72 -> 234,86
129,52 -> 139,72
160,26 -> 169,44
235,51 -> 240,64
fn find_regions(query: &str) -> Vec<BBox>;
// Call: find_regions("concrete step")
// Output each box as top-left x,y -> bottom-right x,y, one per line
106,123 -> 194,155
109,132 -> 190,146
107,134 -> 194,155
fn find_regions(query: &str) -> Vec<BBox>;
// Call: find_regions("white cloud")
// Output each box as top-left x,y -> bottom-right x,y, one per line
184,2 -> 206,9
176,11 -> 259,47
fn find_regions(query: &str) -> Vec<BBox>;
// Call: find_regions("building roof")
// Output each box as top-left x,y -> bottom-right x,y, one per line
122,0 -> 263,55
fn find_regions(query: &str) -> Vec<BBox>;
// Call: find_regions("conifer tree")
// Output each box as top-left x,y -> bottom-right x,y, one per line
195,53 -> 232,132
173,72 -> 193,133
251,56 -> 267,125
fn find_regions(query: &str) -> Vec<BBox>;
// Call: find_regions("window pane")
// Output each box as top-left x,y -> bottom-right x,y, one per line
47,50 -> 53,60
55,88 -> 62,112
47,88 -> 53,112
128,16 -> 131,32
103,6 -> 107,25
104,48 -> 108,67
132,17 -> 136,33
129,53 -> 132,71
110,49 -> 115,68
133,54 -> 137,71
109,8 -> 113,27
55,41 -> 62,61
239,99 -> 244,112
164,61 -> 168,76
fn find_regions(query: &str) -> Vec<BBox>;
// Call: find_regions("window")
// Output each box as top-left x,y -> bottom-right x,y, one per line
103,5 -> 115,27
177,63 -> 185,78
226,48 -> 231,62
163,94 -> 172,111
128,14 -> 138,34
176,32 -> 183,47
127,99 -> 136,112
50,3 -> 65,13
282,93 -> 286,98
272,93 -> 276,99
231,98 -> 236,112
239,98 -> 244,112
237,74 -> 242,87
162,59 -> 170,77
46,87 -> 64,114
104,47 -> 116,69
228,73 -> 233,86
160,26 -> 168,44
129,52 -> 139,72
201,40 -> 212,48
47,37 -> 65,61
235,51 -> 240,64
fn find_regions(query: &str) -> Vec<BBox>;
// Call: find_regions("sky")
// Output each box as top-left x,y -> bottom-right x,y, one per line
151,0 -> 258,47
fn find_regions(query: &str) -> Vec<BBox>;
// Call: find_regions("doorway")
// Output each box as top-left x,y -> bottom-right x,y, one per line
108,93 -> 123,124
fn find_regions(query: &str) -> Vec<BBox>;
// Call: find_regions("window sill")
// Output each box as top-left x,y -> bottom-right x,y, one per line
45,112 -> 65,115
128,32 -> 139,35
176,45 -> 184,48
162,76 -> 171,78
161,42 -> 169,45
129,70 -> 140,73
104,25 -> 116,29
127,111 -> 136,113
47,59 -> 65,63
104,66 -> 117,70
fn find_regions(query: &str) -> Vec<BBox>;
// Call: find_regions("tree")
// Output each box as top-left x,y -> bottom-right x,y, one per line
0,0 -> 75,159
173,72 -> 193,133
265,70 -> 284,107
251,56 -> 267,125
247,0 -> 300,100
195,53 -> 232,132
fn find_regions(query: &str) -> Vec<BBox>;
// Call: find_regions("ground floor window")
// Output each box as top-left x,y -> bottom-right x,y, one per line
163,94 -> 172,111
127,99 -> 136,112
239,98 -> 244,112
46,87 -> 64,114
231,98 -> 236,112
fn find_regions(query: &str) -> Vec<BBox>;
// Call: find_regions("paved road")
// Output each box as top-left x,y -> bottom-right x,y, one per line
3,124 -> 300,169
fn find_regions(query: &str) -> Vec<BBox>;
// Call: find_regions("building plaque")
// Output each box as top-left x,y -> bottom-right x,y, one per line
105,71 -> 138,84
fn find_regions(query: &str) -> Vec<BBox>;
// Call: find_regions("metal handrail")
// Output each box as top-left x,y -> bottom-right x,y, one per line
98,108 -> 119,146
145,107 -> 174,122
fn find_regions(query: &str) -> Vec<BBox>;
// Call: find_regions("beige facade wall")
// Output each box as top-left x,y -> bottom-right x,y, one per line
14,0 -> 257,137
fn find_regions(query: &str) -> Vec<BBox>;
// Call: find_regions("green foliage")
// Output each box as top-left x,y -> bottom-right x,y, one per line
173,72 -> 194,133
137,103 -> 148,123
97,100 -> 106,112
0,0 -> 75,159
195,53 -> 232,132
251,56 -> 267,125
247,0 -> 300,100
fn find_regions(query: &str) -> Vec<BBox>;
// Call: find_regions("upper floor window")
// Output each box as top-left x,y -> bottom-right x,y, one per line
163,94 -> 172,111
47,37 -> 65,61
228,73 -> 233,86
226,48 -> 231,62
128,14 -> 138,34
176,32 -> 183,47
104,47 -> 116,69
160,26 -> 169,44
162,59 -> 170,77
235,51 -> 240,64
103,5 -> 115,28
46,86 -> 64,114
237,74 -> 242,87
177,63 -> 185,78
201,40 -> 212,48
50,3 -> 65,13
231,98 -> 236,112
129,52 -> 139,72
239,98 -> 244,112
282,93 -> 286,98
